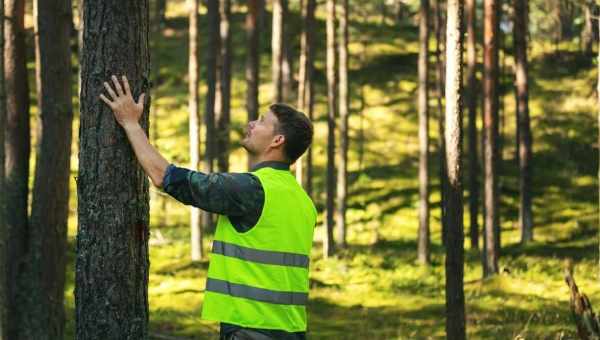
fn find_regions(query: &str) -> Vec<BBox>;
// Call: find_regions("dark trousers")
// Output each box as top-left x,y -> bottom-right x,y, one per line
220,328 -> 279,340
219,323 -> 306,340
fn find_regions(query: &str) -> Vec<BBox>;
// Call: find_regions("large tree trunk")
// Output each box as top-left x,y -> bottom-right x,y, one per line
4,0 -> 29,336
0,0 -> 6,336
202,0 -> 219,233
482,0 -> 500,277
295,0 -> 315,197
434,0 -> 447,246
324,0 -> 337,258
514,0 -> 533,244
417,0 -> 430,265
20,0 -> 74,338
336,0 -> 349,249
466,0 -> 479,249
246,0 -> 263,169
216,0 -> 231,173
76,0 -> 151,338
444,1 -> 466,338
271,0 -> 284,102
188,0 -> 202,260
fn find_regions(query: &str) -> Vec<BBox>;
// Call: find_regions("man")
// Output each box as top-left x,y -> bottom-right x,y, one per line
100,75 -> 316,340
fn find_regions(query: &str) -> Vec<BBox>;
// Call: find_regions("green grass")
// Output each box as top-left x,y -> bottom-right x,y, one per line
51,1 -> 600,339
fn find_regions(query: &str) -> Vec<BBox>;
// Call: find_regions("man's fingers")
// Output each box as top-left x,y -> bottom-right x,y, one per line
136,93 -> 146,107
103,82 -> 118,100
111,75 -> 124,96
122,75 -> 131,96
99,94 -> 114,108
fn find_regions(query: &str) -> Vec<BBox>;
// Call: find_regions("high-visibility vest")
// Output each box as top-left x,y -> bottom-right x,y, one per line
201,166 -> 317,332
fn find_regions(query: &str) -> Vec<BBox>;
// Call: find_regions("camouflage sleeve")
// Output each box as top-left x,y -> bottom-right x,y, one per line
162,164 -> 264,219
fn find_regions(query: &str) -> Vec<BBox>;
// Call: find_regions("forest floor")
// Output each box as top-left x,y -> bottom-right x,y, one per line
56,2 -> 600,339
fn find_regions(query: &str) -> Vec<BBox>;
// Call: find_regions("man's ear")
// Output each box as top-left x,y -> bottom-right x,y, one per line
272,134 -> 285,148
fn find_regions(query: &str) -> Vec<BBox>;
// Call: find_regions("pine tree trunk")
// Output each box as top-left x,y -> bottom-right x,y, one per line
417,0 -> 430,265
0,0 -> 6,335
582,1 -> 594,55
202,0 -> 219,233
466,0 -> 479,249
76,0 -> 151,338
336,0 -> 349,249
4,1 -> 29,336
246,0 -> 263,169
597,14 -> 600,279
444,1 -> 466,338
482,0 -> 500,277
155,0 -> 166,28
324,0 -> 337,258
4,2 -> 30,333
514,0 -> 533,244
188,0 -> 202,261
272,0 -> 284,103
296,0 -> 315,196
281,0 -> 292,102
434,0 -> 448,246
20,0 -> 74,338
216,0 -> 231,173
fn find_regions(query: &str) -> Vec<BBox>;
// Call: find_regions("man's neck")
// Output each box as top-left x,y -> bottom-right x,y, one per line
248,154 -> 288,170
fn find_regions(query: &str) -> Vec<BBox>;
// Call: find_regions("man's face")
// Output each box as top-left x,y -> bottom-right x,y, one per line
241,111 -> 281,155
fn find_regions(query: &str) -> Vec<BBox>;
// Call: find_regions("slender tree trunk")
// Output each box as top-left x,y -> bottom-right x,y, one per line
189,0 -> 202,260
582,1 -> 594,55
324,0 -> 337,258
597,13 -> 600,279
281,0 -> 292,102
246,0 -> 263,169
482,0 -> 500,277
434,0 -> 448,246
466,0 -> 479,249
0,0 -> 6,336
76,0 -> 151,337
296,0 -> 315,194
4,0 -> 29,336
155,0 -> 166,28
336,0 -> 349,249
20,0 -> 74,338
417,0 -> 430,265
203,0 -> 219,233
272,0 -> 284,102
445,1 -> 466,338
514,0 -> 533,244
4,0 -> 29,331
216,0 -> 231,173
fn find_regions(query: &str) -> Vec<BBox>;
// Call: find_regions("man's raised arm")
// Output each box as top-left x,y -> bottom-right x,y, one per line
100,75 -> 169,188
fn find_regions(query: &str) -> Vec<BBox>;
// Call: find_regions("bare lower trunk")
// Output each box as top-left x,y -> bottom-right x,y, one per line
336,0 -> 349,249
482,0 -> 500,277
324,0 -> 337,258
188,0 -> 202,260
417,0 -> 430,265
444,1 -> 466,338
246,0 -> 263,169
216,0 -> 231,173
0,0 -> 6,335
514,0 -> 533,244
466,0 -> 479,249
76,0 -> 151,337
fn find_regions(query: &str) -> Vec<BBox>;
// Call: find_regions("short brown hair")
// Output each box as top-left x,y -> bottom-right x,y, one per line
269,103 -> 313,163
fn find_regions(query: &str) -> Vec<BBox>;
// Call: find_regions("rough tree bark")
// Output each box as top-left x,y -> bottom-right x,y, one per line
466,0 -> 479,249
417,0 -> 430,265
188,0 -> 202,260
514,0 -> 533,244
76,0 -> 151,338
444,0 -> 466,338
336,0 -> 349,249
324,0 -> 337,258
4,1 -> 29,334
0,0 -> 6,335
20,0 -> 74,338
216,0 -> 231,173
482,0 -> 500,277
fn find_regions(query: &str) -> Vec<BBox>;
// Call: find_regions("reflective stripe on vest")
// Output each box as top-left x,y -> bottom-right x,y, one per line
206,278 -> 308,306
212,240 -> 309,268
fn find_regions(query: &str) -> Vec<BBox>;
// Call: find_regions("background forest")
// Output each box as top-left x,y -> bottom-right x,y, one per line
1,0 -> 600,339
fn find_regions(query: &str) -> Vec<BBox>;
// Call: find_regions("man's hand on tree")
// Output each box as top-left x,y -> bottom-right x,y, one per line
100,75 -> 146,131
